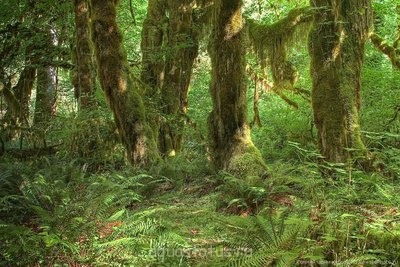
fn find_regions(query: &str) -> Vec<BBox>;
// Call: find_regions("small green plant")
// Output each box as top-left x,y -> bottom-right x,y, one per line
221,210 -> 315,267
216,172 -> 268,214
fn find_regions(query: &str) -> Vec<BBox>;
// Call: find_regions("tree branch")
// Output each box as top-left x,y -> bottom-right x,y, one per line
246,6 -> 315,55
369,32 -> 400,70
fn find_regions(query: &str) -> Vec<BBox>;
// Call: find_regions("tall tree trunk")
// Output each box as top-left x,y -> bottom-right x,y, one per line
14,66 -> 36,123
69,0 -> 105,160
140,0 -> 165,91
34,66 -> 57,125
1,66 -> 35,142
140,0 -> 201,157
2,66 -> 35,125
208,0 -> 266,176
159,0 -> 200,156
73,0 -> 96,110
309,0 -> 372,167
33,24 -> 58,148
140,0 -> 166,151
90,0 -> 159,167
33,65 -> 57,147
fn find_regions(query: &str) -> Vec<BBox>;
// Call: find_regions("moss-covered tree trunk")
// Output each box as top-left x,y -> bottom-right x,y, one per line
73,0 -> 96,110
140,0 -> 166,151
70,0 -> 106,160
159,0 -> 200,156
90,0 -> 159,167
309,0 -> 372,166
1,65 -> 35,142
208,0 -> 266,176
2,67 -> 35,124
140,0 -> 165,91
33,65 -> 57,147
140,0 -> 201,157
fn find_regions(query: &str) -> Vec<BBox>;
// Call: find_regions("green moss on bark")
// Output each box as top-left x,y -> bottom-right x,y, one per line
90,0 -> 159,167
73,0 -> 96,110
208,0 -> 266,177
309,0 -> 372,167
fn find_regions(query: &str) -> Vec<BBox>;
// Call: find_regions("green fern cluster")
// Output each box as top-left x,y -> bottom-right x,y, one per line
0,158 -> 193,266
94,216 -> 192,266
216,172 -> 269,214
0,159 -> 137,265
219,211 -> 314,267
211,154 -> 400,267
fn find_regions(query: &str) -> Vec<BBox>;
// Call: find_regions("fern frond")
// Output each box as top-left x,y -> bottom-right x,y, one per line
224,212 -> 312,267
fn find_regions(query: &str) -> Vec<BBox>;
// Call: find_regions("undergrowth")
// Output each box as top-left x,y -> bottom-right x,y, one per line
1,135 -> 399,266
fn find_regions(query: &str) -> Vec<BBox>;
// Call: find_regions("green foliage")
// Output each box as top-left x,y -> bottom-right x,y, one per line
0,158 -> 175,266
221,211 -> 314,267
1,0 -> 400,266
372,0 -> 400,39
216,172 -> 268,214
53,107 -> 125,171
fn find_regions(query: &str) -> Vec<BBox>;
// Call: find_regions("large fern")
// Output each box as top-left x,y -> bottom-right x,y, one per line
0,158 -> 153,266
222,211 -> 314,267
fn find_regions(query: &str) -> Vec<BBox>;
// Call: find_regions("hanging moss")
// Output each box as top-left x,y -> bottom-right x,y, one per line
245,7 -> 314,109
247,7 -> 314,69
309,0 -> 372,169
370,32 -> 400,69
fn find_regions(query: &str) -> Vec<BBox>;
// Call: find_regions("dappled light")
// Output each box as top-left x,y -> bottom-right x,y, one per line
1,0 -> 399,266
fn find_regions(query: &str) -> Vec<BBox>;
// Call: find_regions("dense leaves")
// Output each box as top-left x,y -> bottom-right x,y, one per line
0,0 -> 399,266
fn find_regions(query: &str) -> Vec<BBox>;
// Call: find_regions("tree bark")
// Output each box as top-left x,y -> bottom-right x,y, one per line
90,0 -> 159,167
309,0 -> 372,166
34,66 -> 57,123
33,65 -> 57,147
140,0 -> 201,157
1,66 -> 35,142
139,0 -> 166,152
208,0 -> 266,176
32,23 -> 58,148
140,0 -> 166,91
73,0 -> 96,110
69,0 -> 107,159
159,0 -> 200,156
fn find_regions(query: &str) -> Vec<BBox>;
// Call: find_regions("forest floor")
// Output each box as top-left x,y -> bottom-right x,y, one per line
1,156 -> 400,266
